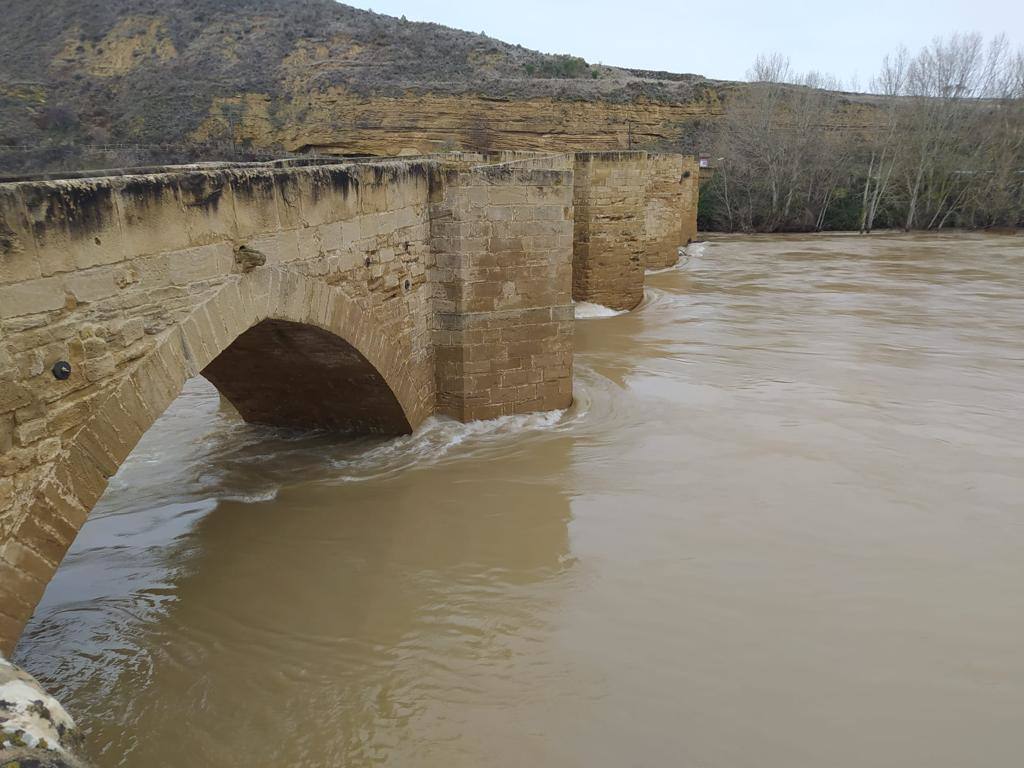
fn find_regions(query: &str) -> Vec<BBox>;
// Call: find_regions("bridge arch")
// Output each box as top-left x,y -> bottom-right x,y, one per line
0,269 -> 426,655
0,151 -> 599,657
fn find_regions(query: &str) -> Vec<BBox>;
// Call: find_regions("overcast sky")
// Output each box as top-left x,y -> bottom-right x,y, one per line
344,0 -> 1024,88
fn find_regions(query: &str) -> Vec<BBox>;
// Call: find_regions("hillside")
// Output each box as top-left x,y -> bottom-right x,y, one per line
0,0 -> 876,173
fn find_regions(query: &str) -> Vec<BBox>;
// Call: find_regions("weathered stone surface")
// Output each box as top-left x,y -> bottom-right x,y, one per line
0,277 -> 66,319
680,156 -> 700,246
572,151 -> 648,311
645,153 -> 687,270
428,156 -> 575,420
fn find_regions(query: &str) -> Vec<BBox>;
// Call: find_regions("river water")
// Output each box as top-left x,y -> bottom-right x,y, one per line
15,233 -> 1024,767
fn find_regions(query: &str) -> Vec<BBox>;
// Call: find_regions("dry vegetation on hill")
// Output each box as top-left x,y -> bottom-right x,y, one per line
0,0 -> 727,175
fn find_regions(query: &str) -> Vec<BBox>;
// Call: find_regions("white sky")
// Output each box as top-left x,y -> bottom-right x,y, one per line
343,0 -> 1024,88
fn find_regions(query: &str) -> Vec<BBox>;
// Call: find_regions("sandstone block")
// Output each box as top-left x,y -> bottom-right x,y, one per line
36,438 -> 61,463
169,242 -> 235,285
19,180 -> 126,271
64,266 -> 120,303
13,418 -> 46,447
248,230 -> 301,266
120,317 -> 145,346
0,276 -> 66,319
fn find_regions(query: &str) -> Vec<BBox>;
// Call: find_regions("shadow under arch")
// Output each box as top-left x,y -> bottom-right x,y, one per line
203,319 -> 412,434
2,268 -> 430,654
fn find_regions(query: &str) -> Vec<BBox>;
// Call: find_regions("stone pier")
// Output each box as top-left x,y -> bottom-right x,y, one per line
429,154 -> 575,420
571,151 -> 649,311
680,155 -> 700,246
645,152 -> 699,270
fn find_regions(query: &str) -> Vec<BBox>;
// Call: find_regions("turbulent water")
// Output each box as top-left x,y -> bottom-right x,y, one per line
15,233 -> 1024,767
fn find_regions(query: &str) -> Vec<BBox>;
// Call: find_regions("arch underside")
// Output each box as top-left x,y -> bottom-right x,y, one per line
202,319 -> 413,435
0,270 -> 427,655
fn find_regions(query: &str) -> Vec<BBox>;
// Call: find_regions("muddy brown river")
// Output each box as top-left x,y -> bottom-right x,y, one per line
14,233 -> 1024,767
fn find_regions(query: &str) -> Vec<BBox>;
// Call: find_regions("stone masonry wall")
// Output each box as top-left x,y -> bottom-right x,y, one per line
680,155 -> 700,246
572,151 -> 648,312
644,153 -> 686,270
429,154 -> 574,420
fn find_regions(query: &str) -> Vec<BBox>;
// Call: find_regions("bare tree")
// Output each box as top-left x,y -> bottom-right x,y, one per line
960,39 -> 1024,227
860,47 -> 908,233
707,54 -> 851,231
898,34 -> 997,230
701,35 -> 1023,233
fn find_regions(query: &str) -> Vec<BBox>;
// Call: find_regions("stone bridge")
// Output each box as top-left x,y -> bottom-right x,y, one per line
0,149 -> 698,663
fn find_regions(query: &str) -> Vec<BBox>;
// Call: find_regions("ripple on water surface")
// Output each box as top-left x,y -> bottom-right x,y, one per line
15,233 -> 1024,768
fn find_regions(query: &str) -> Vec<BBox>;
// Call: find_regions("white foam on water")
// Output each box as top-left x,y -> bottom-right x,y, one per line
687,241 -> 709,259
574,301 -> 626,319
94,374 -> 581,506
645,262 -> 680,276
217,488 -> 281,504
330,408 -> 567,481
645,241 -> 709,275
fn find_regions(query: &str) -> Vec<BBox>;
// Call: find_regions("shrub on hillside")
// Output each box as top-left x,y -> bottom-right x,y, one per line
524,55 -> 591,79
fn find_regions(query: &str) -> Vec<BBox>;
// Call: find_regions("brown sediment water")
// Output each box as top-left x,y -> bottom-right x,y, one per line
14,233 -> 1024,767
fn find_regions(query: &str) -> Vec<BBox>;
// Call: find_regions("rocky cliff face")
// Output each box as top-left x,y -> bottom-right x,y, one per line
194,88 -> 729,157
0,0 -> 882,172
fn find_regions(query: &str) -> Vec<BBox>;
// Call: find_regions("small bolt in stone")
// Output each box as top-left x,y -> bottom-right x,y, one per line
51,361 -> 72,380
